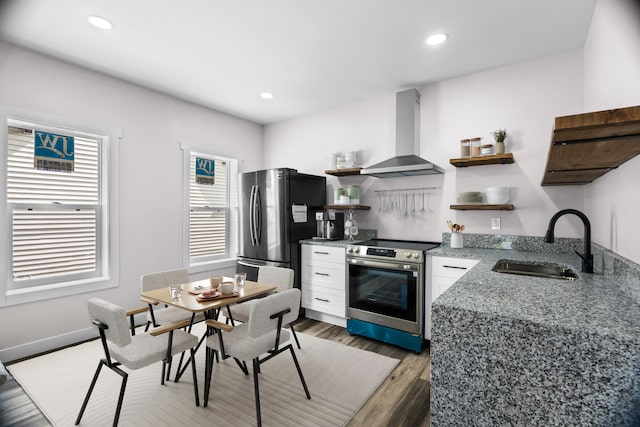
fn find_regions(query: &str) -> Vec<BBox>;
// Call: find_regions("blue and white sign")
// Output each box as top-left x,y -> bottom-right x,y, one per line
195,157 -> 215,185
34,131 -> 75,172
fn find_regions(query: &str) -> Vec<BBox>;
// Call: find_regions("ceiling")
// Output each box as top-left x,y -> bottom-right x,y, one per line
0,0 -> 597,125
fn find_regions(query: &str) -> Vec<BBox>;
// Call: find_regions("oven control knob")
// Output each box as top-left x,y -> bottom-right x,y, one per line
347,247 -> 353,253
353,247 -> 360,254
404,252 -> 412,258
413,252 -> 420,259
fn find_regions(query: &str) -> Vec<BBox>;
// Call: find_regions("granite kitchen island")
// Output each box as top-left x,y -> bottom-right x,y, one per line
429,234 -> 640,426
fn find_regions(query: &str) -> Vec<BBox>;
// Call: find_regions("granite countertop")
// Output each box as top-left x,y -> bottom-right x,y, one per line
430,233 -> 640,424
430,242 -> 640,343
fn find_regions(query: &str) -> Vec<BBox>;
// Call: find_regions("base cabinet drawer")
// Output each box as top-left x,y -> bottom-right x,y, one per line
301,260 -> 345,290
302,285 -> 345,318
301,245 -> 345,264
431,257 -> 479,279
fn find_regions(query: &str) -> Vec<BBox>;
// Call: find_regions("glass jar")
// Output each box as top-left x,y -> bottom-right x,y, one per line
480,144 -> 493,155
460,139 -> 470,157
470,137 -> 482,156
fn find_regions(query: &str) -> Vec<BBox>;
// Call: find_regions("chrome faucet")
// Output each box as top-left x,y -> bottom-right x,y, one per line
544,209 -> 594,273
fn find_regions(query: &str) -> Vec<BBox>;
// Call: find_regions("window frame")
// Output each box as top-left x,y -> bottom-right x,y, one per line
0,107 -> 121,306
181,142 -> 238,274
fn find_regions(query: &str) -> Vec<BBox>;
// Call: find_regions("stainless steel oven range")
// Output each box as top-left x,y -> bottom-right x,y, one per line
346,239 -> 439,353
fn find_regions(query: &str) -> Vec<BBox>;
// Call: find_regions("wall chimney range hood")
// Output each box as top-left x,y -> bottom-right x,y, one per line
361,89 -> 444,178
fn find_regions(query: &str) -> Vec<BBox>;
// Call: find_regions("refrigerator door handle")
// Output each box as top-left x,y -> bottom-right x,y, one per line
237,260 -> 263,269
249,185 -> 257,246
255,185 -> 262,243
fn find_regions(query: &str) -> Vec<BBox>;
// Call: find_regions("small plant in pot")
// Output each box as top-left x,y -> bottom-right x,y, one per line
490,129 -> 508,153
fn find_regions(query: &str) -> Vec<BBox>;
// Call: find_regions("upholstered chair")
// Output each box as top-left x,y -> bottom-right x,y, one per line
204,289 -> 310,427
227,266 -> 302,348
75,298 -> 199,427
140,268 -> 205,332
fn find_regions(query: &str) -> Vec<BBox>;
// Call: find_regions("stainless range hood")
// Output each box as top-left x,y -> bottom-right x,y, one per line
361,89 -> 444,178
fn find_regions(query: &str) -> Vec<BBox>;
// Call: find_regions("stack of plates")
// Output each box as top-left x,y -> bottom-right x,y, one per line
485,187 -> 510,204
457,191 -> 484,204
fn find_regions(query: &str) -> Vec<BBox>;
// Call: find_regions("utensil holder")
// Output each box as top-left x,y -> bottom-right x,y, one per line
451,232 -> 463,249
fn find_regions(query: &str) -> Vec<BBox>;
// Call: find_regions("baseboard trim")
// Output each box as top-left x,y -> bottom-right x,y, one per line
0,312 -> 148,363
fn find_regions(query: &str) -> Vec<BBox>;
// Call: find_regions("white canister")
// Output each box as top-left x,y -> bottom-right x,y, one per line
450,233 -> 463,249
328,153 -> 338,170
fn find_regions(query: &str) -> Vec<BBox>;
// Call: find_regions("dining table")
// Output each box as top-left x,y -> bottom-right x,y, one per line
140,277 -> 277,316
140,277 -> 278,380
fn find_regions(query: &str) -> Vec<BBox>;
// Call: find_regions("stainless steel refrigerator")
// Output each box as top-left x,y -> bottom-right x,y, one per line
236,168 -> 326,288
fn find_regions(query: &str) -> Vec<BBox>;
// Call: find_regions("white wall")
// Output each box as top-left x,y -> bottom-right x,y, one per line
583,0 -> 640,263
264,51 -> 586,242
0,42 -> 263,358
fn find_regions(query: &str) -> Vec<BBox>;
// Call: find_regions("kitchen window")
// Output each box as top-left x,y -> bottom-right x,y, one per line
182,144 -> 238,273
1,110 -> 120,306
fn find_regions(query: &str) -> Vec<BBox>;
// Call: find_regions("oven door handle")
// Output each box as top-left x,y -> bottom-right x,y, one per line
347,258 -> 420,272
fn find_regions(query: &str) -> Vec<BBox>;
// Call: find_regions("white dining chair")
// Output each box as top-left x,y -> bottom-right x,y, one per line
140,268 -> 205,332
203,288 -> 310,427
75,298 -> 199,427
227,266 -> 302,348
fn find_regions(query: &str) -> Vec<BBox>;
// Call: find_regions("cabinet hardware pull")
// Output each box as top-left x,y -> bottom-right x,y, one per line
314,272 -> 330,276
443,265 -> 467,270
314,297 -> 330,302
314,251 -> 330,255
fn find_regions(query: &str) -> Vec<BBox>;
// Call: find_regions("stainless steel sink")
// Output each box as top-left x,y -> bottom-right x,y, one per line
492,259 -> 577,281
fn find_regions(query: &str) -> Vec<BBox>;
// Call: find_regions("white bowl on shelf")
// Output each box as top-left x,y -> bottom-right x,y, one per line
484,187 -> 510,204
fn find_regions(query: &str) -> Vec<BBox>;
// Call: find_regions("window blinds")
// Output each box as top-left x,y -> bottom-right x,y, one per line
7,125 -> 100,282
189,154 -> 228,260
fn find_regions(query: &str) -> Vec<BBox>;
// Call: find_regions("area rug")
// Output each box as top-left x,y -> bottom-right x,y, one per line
8,326 -> 399,426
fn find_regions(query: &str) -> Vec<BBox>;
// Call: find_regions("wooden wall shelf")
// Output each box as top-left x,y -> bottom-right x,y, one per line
324,167 -> 363,176
324,204 -> 370,210
541,105 -> 640,186
450,204 -> 514,211
450,153 -> 514,167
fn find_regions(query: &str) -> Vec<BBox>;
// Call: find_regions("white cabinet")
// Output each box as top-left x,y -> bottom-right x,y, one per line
300,244 -> 347,327
425,255 -> 479,340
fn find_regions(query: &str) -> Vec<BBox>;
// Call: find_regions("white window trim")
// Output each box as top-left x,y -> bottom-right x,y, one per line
0,106 -> 121,306
181,142 -> 238,274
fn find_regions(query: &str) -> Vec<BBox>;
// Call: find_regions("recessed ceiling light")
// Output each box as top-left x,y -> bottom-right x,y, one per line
260,92 -> 275,100
426,33 -> 448,46
88,16 -> 113,30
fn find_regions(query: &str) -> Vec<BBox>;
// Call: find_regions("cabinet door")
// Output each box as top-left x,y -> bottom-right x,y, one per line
432,275 -> 457,301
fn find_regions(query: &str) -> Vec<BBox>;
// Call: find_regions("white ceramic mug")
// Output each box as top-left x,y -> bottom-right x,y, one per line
209,276 -> 223,288
220,282 -> 234,295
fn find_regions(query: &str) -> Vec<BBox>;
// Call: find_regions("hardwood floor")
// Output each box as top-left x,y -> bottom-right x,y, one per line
0,318 -> 430,426
295,319 -> 431,427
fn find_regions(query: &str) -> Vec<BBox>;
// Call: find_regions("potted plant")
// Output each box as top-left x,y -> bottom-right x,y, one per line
490,129 -> 508,153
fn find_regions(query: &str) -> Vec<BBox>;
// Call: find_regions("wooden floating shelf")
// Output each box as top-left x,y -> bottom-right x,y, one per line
541,105 -> 640,186
324,167 -> 363,176
450,204 -> 514,211
324,204 -> 371,210
450,153 -> 515,167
